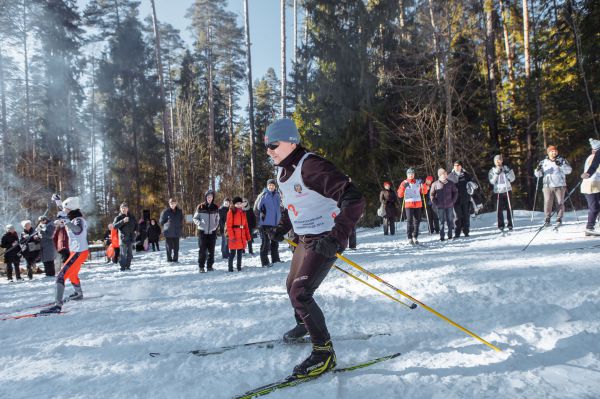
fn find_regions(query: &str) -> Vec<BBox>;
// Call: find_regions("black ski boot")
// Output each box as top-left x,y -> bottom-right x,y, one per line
544,217 -> 551,227
292,341 -> 336,378
68,292 -> 83,300
40,304 -> 62,314
283,323 -> 309,342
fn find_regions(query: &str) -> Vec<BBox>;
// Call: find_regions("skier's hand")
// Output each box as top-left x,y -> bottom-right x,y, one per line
12,241 -> 17,247
311,235 -> 340,258
402,181 -> 410,188
23,234 -> 29,239
581,172 -> 590,179
51,193 -> 61,201
268,227 -> 287,242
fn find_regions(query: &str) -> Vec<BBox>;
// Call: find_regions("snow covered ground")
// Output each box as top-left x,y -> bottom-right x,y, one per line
1,211 -> 599,399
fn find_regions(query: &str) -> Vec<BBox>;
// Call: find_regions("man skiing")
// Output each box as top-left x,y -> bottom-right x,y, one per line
581,138 -> 600,236
41,197 -> 89,313
534,145 -> 572,227
489,155 -> 516,231
397,168 -> 428,245
265,118 -> 365,378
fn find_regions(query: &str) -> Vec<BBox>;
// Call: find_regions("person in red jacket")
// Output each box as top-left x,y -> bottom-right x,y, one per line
397,168 -> 429,245
226,197 -> 251,272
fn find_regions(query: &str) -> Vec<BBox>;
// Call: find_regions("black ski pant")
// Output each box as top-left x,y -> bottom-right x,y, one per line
495,192 -> 513,229
43,261 -> 56,277
584,193 -> 600,230
120,241 -> 133,270
382,216 -> 395,235
228,249 -> 243,271
198,232 -> 217,269
150,241 -> 159,251
454,199 -> 471,236
405,208 -> 422,239
59,249 -> 70,263
286,236 -> 336,345
24,257 -> 36,279
5,259 -> 20,280
165,237 -> 180,262
348,227 -> 357,249
425,205 -> 440,233
112,247 -> 120,264
259,226 -> 281,266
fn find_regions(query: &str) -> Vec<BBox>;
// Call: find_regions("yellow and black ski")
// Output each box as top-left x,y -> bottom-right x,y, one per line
234,352 -> 401,399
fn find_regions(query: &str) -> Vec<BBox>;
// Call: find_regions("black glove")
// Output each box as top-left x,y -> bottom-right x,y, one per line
402,181 -> 410,188
311,235 -> 340,258
268,226 -> 287,242
555,158 -> 563,167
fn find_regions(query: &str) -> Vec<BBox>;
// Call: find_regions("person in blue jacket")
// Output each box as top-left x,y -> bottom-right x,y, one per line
253,179 -> 282,267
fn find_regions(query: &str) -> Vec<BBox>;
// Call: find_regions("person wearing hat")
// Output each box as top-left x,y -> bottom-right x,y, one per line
242,197 -> 257,254
534,145 -> 572,227
1,224 -> 22,281
193,189 -> 220,272
218,198 -> 232,259
114,202 -> 138,270
226,196 -> 251,272
20,220 -> 41,279
264,118 -> 365,378
159,198 -> 184,263
253,178 -> 282,267
397,168 -> 429,244
379,181 -> 398,236
430,168 -> 459,241
41,196 -> 89,313
448,161 -> 474,238
581,138 -> 600,236
488,155 -> 516,231
423,175 -> 440,234
36,215 -> 57,277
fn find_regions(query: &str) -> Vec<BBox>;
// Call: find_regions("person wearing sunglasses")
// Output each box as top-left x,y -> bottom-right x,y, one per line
265,118 -> 365,379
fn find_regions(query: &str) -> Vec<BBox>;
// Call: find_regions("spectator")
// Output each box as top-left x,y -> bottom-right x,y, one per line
243,197 -> 257,255
36,216 -> 56,276
218,198 -> 231,259
1,225 -> 22,281
254,179 -> 282,267
430,168 -> 458,241
20,220 -> 41,279
147,219 -> 161,251
159,198 -> 184,262
114,203 -> 137,271
448,161 -> 474,238
193,190 -> 220,272
379,181 -> 398,236
226,197 -> 251,272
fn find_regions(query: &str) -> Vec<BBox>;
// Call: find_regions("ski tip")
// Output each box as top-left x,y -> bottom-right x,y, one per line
149,352 -> 160,357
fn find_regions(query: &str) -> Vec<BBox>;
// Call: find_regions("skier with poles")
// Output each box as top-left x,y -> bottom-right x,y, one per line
41,197 -> 89,313
263,118 -> 365,378
423,176 -> 439,234
447,161 -> 473,238
534,145 -> 572,228
488,155 -> 516,232
430,168 -> 458,241
1,224 -> 22,281
397,168 -> 428,245
581,138 -> 600,236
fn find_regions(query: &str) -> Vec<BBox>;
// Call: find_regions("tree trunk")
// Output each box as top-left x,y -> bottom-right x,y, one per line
150,0 -> 175,198
398,0 -> 406,41
482,0 -> 500,152
280,0 -> 286,117
498,0 -> 515,90
427,0 -> 441,84
228,76 -> 234,175
0,46 -> 8,218
444,72 -> 453,168
523,0 -> 534,203
244,0 -> 257,199
22,0 -> 32,160
522,0 -> 530,79
207,22 -> 215,191
91,56 -> 97,203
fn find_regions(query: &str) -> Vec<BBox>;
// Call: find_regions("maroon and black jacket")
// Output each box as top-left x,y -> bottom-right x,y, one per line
277,146 -> 365,249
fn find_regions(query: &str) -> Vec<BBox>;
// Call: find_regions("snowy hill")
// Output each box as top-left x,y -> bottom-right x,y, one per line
1,211 -> 599,399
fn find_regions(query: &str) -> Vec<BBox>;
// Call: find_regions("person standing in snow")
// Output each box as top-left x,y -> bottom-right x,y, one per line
488,155 -> 516,231
265,118 -> 365,378
36,216 -> 56,276
448,161 -> 473,238
159,198 -> 184,262
534,145 -> 572,227
193,190 -> 220,272
423,176 -> 440,234
1,225 -> 22,281
581,138 -> 600,236
147,219 -> 162,251
20,220 -> 41,279
379,181 -> 398,236
254,179 -> 282,267
114,203 -> 137,271
397,168 -> 428,245
226,197 -> 251,272
243,198 -> 257,255
218,198 -> 231,259
430,168 -> 458,241
41,197 -> 89,313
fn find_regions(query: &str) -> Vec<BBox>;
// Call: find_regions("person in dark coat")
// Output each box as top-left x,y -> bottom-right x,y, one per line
218,198 -> 231,259
447,160 -> 474,238
193,190 -> 220,272
36,216 -> 56,276
424,176 -> 440,234
113,203 -> 137,271
20,220 -> 41,279
243,197 -> 257,255
1,225 -> 22,281
147,219 -> 161,251
159,198 -> 184,262
254,179 -> 282,267
379,182 -> 398,235
430,168 -> 459,241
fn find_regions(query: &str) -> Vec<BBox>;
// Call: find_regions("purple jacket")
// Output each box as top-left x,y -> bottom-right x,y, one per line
430,179 -> 458,209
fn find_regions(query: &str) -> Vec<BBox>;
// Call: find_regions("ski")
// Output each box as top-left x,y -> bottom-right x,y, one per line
149,333 -> 389,358
1,311 -> 68,321
233,352 -> 401,399
0,294 -> 104,317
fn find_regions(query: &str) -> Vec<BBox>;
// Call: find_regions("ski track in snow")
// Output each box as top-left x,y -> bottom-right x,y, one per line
1,211 -> 599,399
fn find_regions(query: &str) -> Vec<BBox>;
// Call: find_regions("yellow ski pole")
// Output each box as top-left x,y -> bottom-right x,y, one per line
286,239 -> 502,352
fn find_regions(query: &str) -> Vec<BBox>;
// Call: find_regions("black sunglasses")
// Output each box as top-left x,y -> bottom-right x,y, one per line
266,142 -> 280,150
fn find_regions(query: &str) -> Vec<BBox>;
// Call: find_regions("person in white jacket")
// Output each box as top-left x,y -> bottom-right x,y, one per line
534,145 -> 572,227
581,138 -> 600,236
488,154 -> 516,231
